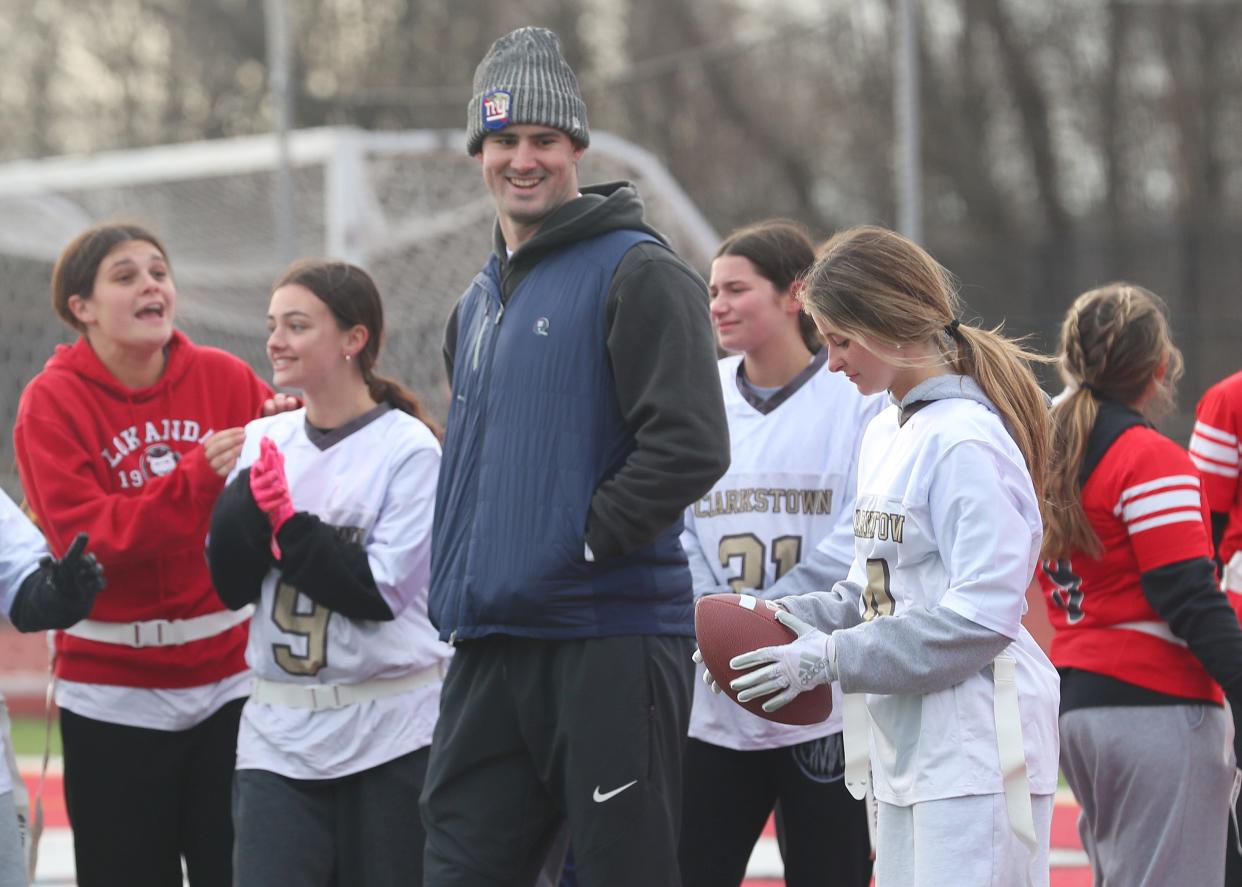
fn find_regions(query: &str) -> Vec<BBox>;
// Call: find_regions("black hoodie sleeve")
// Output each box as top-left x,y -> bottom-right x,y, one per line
207,469 -> 275,610
586,243 -> 730,561
273,514 -> 394,621
443,303 -> 461,381
1140,556 -> 1242,697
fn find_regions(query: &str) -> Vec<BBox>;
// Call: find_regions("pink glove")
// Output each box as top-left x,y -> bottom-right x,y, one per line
249,437 -> 295,558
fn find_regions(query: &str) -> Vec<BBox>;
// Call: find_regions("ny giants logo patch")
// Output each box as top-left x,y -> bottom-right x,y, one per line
482,89 -> 512,131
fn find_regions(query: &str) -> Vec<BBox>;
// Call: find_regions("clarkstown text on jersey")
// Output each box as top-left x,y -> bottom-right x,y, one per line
693,487 -> 834,518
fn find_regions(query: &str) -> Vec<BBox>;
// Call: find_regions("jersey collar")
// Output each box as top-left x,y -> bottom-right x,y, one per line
1081,400 -> 1151,483
734,349 -> 828,415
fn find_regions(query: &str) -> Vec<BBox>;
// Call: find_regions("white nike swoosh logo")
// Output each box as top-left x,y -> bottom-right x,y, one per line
592,780 -> 637,803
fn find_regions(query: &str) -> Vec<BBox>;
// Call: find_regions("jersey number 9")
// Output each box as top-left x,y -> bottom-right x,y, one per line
271,582 -> 331,676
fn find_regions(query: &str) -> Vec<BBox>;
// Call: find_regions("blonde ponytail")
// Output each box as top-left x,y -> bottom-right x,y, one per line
800,226 -> 1057,515
944,322 -> 1054,504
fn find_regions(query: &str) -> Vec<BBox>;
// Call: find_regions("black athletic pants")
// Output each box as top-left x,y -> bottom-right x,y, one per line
421,634 -> 694,887
679,736 -> 872,887
60,698 -> 243,887
232,747 -> 429,887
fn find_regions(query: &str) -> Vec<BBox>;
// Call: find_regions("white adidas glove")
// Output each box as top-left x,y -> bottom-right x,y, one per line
691,647 -> 723,694
728,610 -> 837,713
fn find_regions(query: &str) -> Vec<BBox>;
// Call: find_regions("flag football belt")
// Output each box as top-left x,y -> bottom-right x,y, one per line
839,651 -> 1038,866
1224,552 -> 1242,596
62,606 -> 254,648
1108,619 -> 1187,647
841,691 -> 870,803
250,661 -> 448,712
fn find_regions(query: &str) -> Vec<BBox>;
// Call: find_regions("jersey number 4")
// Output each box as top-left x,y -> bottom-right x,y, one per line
718,534 -> 802,592
272,582 -> 331,676
862,558 -> 896,621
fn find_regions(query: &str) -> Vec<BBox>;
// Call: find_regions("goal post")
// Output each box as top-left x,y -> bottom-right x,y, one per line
0,126 -> 719,499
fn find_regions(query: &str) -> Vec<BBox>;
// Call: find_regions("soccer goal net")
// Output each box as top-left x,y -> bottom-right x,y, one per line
0,127 -> 719,498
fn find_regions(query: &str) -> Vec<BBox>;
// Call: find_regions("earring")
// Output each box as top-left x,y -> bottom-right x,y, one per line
344,353 -> 352,361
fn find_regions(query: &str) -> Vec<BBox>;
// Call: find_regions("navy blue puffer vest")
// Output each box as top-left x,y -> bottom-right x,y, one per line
429,229 -> 693,642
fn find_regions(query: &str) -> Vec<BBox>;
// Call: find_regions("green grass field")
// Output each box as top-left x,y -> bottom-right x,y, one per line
9,715 -> 61,758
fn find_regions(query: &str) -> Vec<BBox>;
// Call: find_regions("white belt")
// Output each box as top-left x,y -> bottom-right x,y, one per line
841,692 -> 871,801
250,661 -> 448,711
841,692 -> 876,857
1109,619 -> 1187,648
62,606 -> 254,648
992,653 -> 1037,859
1224,552 -> 1242,596
840,655 -> 1037,869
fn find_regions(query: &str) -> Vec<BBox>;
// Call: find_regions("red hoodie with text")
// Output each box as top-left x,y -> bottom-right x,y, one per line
14,330 -> 272,687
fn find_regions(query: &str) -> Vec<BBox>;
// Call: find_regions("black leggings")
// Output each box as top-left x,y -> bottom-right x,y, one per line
61,699 -> 243,887
679,735 -> 872,887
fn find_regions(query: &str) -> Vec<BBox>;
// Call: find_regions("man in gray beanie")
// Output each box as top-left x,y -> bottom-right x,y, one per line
421,25 -> 729,887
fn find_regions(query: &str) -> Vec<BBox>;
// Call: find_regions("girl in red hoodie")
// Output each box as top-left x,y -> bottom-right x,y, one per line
14,223 -> 284,886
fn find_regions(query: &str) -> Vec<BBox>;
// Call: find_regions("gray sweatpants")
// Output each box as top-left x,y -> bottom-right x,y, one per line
1060,704 -> 1233,887
0,791 -> 26,887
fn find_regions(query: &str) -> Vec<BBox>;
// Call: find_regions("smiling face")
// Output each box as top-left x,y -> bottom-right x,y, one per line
477,124 -> 584,250
709,255 -> 802,355
266,283 -> 364,396
68,239 -> 175,354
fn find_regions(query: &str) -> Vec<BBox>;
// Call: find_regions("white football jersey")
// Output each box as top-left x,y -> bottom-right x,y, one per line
0,492 -> 47,796
0,492 -> 44,621
847,397 -> 1060,804
685,354 -> 883,750
228,405 -> 451,780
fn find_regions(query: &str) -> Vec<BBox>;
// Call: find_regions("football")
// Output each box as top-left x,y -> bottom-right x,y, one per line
694,593 -> 834,726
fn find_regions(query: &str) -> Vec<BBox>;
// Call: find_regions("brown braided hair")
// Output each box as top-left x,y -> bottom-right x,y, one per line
1042,282 -> 1182,558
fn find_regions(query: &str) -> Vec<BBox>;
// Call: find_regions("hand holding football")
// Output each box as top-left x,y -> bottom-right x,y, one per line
693,593 -> 833,726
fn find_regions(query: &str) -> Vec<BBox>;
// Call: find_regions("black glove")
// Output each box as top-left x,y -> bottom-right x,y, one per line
9,533 -> 105,632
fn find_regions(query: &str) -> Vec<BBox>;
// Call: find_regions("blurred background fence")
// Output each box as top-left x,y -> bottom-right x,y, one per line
0,0 -> 1239,488
0,128 -> 720,500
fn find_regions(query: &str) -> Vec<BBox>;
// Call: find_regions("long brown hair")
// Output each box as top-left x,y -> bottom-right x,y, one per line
274,260 -> 442,439
799,225 -> 1055,508
1042,282 -> 1182,558
52,222 -> 169,332
715,219 -> 821,352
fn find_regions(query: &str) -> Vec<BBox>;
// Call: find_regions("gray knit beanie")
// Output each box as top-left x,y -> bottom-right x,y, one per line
465,27 -> 590,156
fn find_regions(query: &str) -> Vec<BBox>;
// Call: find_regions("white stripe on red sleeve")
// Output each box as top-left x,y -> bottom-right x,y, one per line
1190,420 -> 1240,479
1114,474 -> 1204,536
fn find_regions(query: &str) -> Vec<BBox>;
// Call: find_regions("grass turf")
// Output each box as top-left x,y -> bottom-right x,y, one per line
8,715 -> 61,758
